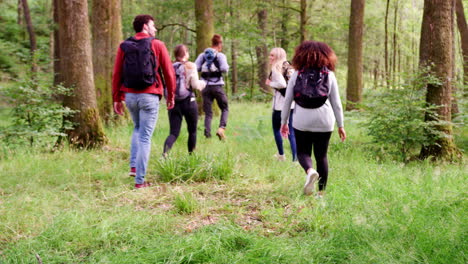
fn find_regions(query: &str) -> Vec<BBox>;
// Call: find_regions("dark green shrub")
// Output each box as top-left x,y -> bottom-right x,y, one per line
365,71 -> 446,161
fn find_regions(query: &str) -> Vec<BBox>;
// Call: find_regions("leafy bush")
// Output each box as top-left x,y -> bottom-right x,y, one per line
365,71 -> 445,161
0,75 -> 76,148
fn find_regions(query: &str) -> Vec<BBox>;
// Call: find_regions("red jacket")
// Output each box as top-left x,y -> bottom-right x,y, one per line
112,32 -> 175,103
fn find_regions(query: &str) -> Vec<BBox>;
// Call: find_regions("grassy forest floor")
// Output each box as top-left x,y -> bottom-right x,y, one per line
0,102 -> 466,263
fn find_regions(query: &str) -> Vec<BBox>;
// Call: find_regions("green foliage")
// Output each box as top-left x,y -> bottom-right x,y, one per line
0,75 -> 76,148
155,152 -> 235,183
174,192 -> 199,214
365,71 -> 446,161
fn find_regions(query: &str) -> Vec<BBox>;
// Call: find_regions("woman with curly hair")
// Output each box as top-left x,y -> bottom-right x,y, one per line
280,41 -> 346,198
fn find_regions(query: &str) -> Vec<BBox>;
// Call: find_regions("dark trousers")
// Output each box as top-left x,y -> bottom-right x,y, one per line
163,97 -> 198,153
202,85 -> 229,137
294,129 -> 332,191
272,110 -> 297,161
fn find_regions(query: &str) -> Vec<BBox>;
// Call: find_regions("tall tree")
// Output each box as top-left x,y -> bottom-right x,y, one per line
419,0 -> 459,160
346,0 -> 365,110
195,0 -> 214,55
20,0 -> 37,73
229,0 -> 238,95
299,0 -> 308,43
455,0 -> 468,86
384,0 -> 390,86
280,0 -> 290,51
57,0 -> 107,148
53,0 -> 61,86
91,0 -> 122,122
255,8 -> 270,93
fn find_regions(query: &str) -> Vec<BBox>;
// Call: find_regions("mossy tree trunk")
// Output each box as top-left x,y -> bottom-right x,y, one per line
346,0 -> 365,110
91,0 -> 122,123
194,0 -> 214,115
255,8 -> 270,93
195,0 -> 214,55
419,0 -> 460,161
58,0 -> 107,148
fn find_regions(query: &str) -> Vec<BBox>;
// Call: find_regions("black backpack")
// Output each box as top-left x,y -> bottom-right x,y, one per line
120,37 -> 157,89
293,67 -> 330,109
277,61 -> 293,97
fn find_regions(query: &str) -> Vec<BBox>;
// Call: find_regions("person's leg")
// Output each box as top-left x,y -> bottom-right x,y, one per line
294,129 -> 313,172
272,110 -> 284,156
294,128 -> 318,195
213,85 -> 229,129
202,86 -> 214,138
125,93 -> 139,171
312,132 -> 332,191
287,112 -> 297,161
183,98 -> 199,153
135,94 -> 160,184
163,103 -> 183,154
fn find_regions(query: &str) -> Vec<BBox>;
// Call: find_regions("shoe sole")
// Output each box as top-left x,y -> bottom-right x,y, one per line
303,172 -> 319,196
129,173 -> 136,177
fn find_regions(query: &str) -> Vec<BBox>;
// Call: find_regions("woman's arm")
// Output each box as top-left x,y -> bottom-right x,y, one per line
186,62 -> 206,91
269,70 -> 287,89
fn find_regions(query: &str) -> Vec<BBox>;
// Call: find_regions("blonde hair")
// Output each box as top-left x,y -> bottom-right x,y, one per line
269,47 -> 287,73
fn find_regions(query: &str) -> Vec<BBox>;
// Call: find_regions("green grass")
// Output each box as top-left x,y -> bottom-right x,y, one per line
0,102 -> 466,263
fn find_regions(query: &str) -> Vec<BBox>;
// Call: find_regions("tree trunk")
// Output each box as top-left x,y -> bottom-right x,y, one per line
346,0 -> 365,110
280,0 -> 290,50
20,0 -> 37,73
53,0 -> 61,86
91,0 -> 122,123
384,0 -> 390,86
454,0 -> 467,115
392,0 -> 399,85
419,0 -> 460,160
194,0 -> 214,115
195,0 -> 214,55
58,0 -> 107,148
255,8 -> 270,93
300,0 -> 308,43
455,0 -> 468,86
229,0 -> 238,95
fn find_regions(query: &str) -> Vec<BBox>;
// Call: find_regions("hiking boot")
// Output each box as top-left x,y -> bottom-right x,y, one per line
274,153 -> 286,161
135,182 -> 152,189
216,127 -> 226,141
303,169 -> 319,196
129,167 -> 136,177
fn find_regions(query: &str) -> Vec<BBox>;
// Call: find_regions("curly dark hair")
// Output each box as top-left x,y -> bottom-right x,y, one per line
292,41 -> 337,71
133,14 -> 154,33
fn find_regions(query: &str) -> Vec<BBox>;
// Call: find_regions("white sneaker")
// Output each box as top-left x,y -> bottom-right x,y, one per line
274,153 -> 286,161
303,169 -> 319,195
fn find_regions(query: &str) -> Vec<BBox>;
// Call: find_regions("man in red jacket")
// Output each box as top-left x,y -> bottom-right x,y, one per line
112,14 -> 175,189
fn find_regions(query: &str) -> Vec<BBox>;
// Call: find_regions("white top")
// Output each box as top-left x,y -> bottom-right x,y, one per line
269,69 -> 295,111
281,70 -> 344,132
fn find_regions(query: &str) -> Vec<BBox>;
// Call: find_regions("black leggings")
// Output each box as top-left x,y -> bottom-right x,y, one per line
163,97 -> 198,154
294,129 -> 332,191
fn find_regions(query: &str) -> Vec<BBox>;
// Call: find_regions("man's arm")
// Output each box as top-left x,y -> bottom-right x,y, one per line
154,40 -> 176,107
112,46 -> 125,103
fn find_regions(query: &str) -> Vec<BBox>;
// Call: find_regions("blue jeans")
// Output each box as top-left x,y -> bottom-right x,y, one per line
272,110 -> 297,161
125,93 -> 160,184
